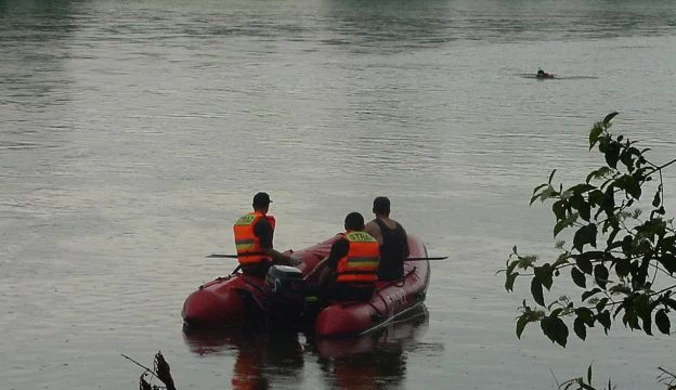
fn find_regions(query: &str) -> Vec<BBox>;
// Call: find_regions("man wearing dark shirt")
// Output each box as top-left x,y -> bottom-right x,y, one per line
364,196 -> 409,281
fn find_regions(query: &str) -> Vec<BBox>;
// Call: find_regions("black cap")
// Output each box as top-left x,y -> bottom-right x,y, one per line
253,192 -> 272,208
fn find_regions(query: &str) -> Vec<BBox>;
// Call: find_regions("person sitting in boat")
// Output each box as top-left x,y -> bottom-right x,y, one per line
233,192 -> 300,279
537,69 -> 554,79
318,211 -> 380,301
364,196 -> 409,281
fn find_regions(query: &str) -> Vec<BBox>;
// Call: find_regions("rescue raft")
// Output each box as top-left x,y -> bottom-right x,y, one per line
181,235 -> 431,338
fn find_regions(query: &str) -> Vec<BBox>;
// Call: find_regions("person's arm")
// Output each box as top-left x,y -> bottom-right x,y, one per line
317,239 -> 348,285
307,238 -> 348,283
364,220 -> 383,245
325,239 -> 349,273
401,225 -> 410,257
263,248 -> 299,265
255,218 -> 298,265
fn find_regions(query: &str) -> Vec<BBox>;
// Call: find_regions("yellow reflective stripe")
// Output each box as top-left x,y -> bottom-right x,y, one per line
235,239 -> 255,251
345,258 -> 378,268
235,214 -> 257,226
345,262 -> 378,269
347,256 -> 379,264
345,232 -> 377,243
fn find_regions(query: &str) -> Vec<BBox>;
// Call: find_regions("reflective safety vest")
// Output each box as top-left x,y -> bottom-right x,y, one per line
335,231 -> 380,283
233,212 -> 276,266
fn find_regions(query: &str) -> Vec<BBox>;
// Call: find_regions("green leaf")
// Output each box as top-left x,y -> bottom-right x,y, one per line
581,288 -> 602,302
548,169 -> 557,185
659,254 -> 676,274
587,189 -> 605,207
532,183 -> 549,196
506,259 -> 519,275
589,123 -> 604,150
620,147 -> 638,172
615,257 -> 631,278
567,183 -> 596,196
640,310 -> 652,336
576,307 -> 595,326
652,186 -> 662,208
575,256 -> 593,275
554,212 -> 579,238
568,193 -> 591,222
505,272 -> 519,292
554,220 -> 570,238
604,142 -> 621,169
656,309 -> 670,335
541,315 -> 569,347
574,317 -> 587,340
603,111 -> 619,125
594,264 -> 609,289
606,229 -> 621,249
621,235 -> 633,254
530,185 -> 558,205
596,298 -> 609,312
571,267 -> 586,288
664,298 -> 676,311
516,313 -> 529,338
552,200 -> 568,222
596,310 -> 611,333
534,264 -> 554,290
573,224 -> 598,252
623,175 -> 642,199
652,191 -> 662,207
531,278 -> 545,306
586,167 -> 613,184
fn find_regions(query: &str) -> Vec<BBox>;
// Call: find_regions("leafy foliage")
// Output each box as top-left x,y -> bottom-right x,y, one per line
557,364 -> 616,390
657,367 -> 676,389
500,113 -> 676,348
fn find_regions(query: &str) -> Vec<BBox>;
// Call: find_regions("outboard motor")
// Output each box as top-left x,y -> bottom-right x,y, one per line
264,265 -> 307,323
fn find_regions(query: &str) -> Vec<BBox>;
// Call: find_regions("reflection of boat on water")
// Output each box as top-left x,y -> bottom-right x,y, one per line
183,327 -> 304,389
312,305 -> 429,359
310,306 -> 433,390
182,306 -> 437,389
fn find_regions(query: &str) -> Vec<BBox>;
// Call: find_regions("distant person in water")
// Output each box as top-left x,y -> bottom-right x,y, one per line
536,69 -> 554,79
364,196 -> 409,281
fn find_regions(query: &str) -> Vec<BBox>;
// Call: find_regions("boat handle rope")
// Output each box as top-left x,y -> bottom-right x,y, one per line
374,265 -> 417,315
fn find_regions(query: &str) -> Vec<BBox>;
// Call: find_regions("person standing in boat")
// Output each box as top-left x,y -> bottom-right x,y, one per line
364,196 -> 409,281
233,192 -> 300,278
318,212 -> 380,301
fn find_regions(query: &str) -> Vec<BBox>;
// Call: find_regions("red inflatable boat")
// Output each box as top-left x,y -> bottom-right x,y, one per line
181,235 -> 431,338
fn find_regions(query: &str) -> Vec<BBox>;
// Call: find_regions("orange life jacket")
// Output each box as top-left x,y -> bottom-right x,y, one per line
233,212 -> 276,266
335,231 -> 380,283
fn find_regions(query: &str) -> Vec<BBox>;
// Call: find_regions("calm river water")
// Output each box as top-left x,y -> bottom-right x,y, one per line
2,0 -> 676,389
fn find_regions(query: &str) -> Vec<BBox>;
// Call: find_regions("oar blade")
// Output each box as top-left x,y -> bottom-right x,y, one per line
405,256 -> 448,261
206,254 -> 239,259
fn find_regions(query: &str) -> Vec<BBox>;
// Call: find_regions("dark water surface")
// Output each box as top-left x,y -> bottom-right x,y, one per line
2,0 -> 676,389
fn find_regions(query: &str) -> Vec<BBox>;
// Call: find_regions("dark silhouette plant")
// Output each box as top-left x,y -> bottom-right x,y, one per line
499,113 -> 676,389
501,112 -> 676,346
